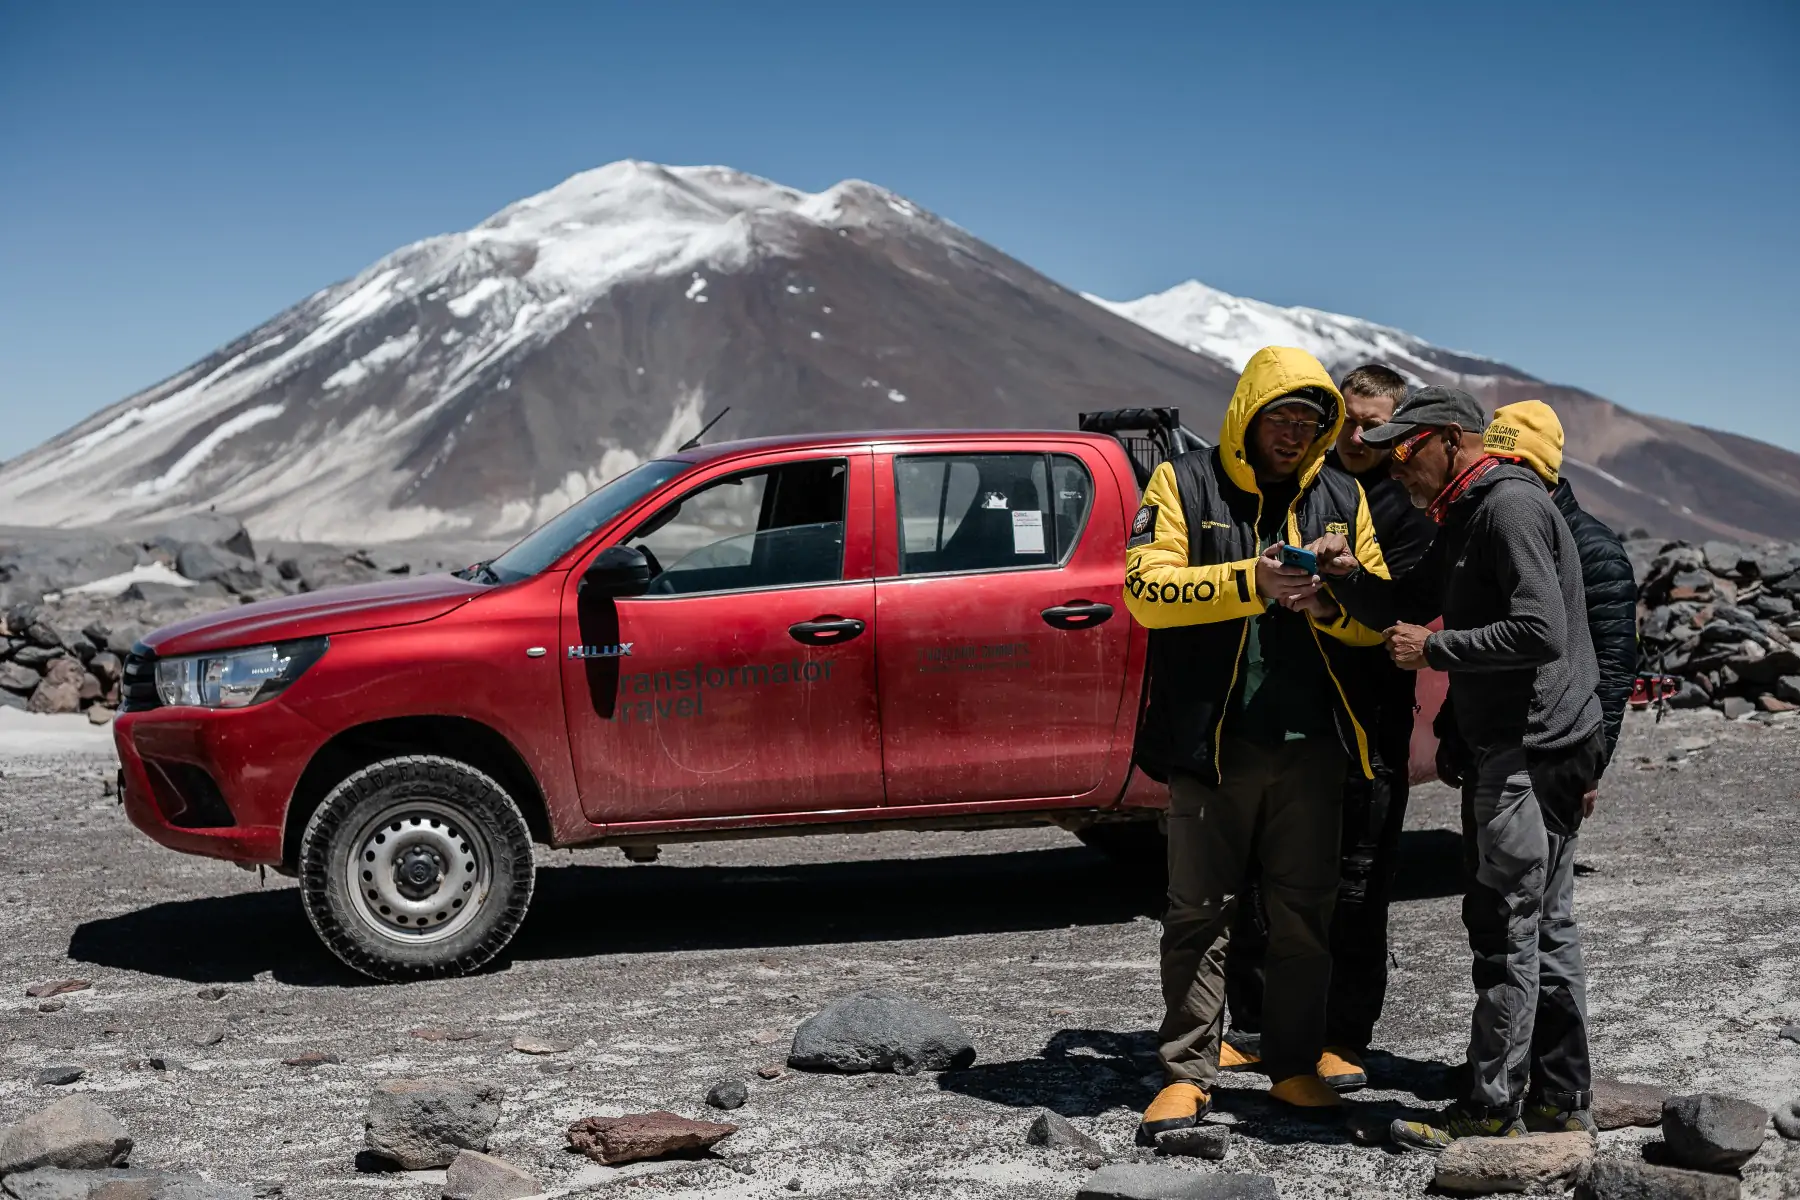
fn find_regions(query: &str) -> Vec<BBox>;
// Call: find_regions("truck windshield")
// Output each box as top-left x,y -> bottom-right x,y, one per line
484,460 -> 691,583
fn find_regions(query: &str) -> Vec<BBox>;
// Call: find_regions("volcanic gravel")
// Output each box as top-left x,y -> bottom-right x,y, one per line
1,708 -> 1796,1197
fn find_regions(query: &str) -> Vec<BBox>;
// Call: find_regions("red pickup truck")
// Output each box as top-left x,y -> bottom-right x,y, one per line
116,413 -> 1443,981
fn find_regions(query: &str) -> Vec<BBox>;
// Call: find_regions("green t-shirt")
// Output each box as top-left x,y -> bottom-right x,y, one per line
1225,482 -> 1336,746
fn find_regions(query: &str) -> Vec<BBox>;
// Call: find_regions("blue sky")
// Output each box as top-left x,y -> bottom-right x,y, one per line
1,0 -> 1796,459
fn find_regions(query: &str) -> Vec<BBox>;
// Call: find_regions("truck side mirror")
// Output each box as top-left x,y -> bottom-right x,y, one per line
580,545 -> 651,598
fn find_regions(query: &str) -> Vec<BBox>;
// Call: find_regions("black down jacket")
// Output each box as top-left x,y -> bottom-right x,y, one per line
1550,480 -> 1638,765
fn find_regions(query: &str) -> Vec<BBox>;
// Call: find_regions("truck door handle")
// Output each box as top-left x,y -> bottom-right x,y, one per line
788,616 -> 866,645
1041,601 -> 1114,630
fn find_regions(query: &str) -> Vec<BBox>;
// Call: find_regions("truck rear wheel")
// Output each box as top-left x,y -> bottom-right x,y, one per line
1075,819 -> 1168,891
298,755 -> 535,982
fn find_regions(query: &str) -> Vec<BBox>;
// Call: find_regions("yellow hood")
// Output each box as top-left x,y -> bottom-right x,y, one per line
1217,346 -> 1345,495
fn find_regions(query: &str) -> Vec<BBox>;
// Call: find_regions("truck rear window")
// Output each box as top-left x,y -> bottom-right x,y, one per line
894,453 -> 1092,575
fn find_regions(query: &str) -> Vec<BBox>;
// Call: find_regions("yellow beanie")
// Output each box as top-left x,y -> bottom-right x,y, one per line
1484,400 -> 1564,485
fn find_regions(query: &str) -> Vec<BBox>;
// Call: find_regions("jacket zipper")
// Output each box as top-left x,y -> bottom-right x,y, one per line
1286,507 -> 1375,781
1212,492 -> 1261,783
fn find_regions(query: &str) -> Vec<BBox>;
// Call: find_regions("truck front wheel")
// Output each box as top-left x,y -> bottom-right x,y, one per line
298,756 -> 535,982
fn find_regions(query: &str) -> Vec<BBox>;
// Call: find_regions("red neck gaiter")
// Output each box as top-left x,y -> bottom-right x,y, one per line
1428,454 -> 1504,525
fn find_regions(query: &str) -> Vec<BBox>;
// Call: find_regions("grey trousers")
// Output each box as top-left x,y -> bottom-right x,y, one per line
1460,735 -> 1601,1114
1161,738 -> 1345,1086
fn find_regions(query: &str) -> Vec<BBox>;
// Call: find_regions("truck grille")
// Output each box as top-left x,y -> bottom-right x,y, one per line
120,646 -> 160,712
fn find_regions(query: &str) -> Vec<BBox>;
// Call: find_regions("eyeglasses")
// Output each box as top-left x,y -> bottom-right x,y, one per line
1262,415 -> 1327,438
1391,429 -> 1437,463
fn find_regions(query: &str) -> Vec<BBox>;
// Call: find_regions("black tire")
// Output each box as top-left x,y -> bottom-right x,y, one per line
298,755 -> 535,982
1076,818 -> 1168,890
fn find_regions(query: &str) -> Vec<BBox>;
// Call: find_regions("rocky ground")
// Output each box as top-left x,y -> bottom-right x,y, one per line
1,708 -> 1797,1198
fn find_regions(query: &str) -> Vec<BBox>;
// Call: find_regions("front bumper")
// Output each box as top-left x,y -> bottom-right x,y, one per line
114,702 -> 327,866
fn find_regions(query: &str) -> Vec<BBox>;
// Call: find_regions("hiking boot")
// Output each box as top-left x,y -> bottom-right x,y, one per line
1135,1082 -> 1211,1146
1317,1045 -> 1368,1092
1219,1031 -> 1262,1071
1390,1106 -> 1526,1152
1269,1073 -> 1346,1111
1524,1102 -> 1597,1135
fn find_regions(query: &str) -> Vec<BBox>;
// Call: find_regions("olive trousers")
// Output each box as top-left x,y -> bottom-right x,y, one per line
1159,737 -> 1346,1086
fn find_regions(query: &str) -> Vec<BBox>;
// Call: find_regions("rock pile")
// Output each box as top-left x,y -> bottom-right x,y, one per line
1631,538 -> 1800,716
0,606 -> 138,721
1,514 -> 474,656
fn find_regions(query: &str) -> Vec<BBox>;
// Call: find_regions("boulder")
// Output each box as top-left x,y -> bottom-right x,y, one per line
1076,1164 -> 1277,1199
788,990 -> 976,1075
23,620 -> 68,650
0,1167 -> 158,1200
442,1150 -> 542,1200
14,645 -> 62,669
1432,1131 -> 1593,1194
28,678 -> 82,715
1775,1096 -> 1800,1141
104,625 -> 148,657
148,513 -> 255,561
1155,1124 -> 1230,1161
1662,1093 -> 1768,1173
1754,594 -> 1796,619
1575,1158 -> 1742,1199
1025,1110 -> 1105,1156
173,543 -> 265,596
87,707 -> 115,726
1777,677 -> 1800,705
1594,1078 -> 1672,1129
0,1096 -> 133,1172
0,660 -> 40,693
363,1079 -> 502,1170
1703,542 -> 1749,576
88,653 -> 122,687
705,1079 -> 748,1111
79,622 -> 112,648
0,689 -> 28,712
34,1066 -> 86,1087
1719,697 -> 1755,720
565,1112 -> 737,1165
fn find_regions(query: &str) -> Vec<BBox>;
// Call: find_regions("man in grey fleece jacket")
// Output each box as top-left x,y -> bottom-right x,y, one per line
1317,385 -> 1605,1148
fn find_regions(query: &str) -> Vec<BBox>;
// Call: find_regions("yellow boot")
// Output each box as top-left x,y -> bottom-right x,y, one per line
1269,1073 -> 1347,1111
1317,1045 -> 1368,1092
1135,1082 -> 1211,1146
1220,1036 -> 1262,1071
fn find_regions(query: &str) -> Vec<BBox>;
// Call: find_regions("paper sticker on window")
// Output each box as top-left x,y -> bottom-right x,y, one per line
1011,510 -> 1045,554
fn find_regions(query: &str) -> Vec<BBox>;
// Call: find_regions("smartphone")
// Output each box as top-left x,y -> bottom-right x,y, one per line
1279,545 -> 1318,574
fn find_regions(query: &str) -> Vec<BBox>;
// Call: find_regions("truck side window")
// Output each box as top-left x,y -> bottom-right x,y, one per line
895,453 -> 1091,576
626,459 -> 847,596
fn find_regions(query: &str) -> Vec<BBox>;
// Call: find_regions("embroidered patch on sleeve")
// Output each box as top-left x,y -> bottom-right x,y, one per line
1128,504 -> 1159,547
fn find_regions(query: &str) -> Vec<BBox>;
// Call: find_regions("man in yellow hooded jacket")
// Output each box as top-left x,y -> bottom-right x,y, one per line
1124,346 -> 1392,1141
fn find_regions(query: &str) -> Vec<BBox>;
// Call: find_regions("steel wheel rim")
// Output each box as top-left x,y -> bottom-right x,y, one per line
344,799 -> 491,945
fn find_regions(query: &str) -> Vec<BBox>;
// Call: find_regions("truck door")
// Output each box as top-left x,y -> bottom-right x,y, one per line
873,443 -> 1132,806
561,450 -> 883,824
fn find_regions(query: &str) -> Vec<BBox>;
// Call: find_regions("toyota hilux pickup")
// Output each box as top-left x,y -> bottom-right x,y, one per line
116,411 -> 1443,980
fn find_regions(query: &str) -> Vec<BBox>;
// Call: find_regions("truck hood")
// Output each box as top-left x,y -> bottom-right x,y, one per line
144,574 -> 488,657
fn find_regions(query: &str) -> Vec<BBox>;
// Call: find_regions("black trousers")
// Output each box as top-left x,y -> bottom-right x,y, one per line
1225,690 -> 1415,1052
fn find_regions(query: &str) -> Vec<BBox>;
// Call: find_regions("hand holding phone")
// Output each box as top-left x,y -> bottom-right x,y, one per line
1279,544 -> 1319,575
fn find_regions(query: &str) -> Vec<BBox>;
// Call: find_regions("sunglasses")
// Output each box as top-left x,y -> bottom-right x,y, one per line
1391,429 -> 1437,463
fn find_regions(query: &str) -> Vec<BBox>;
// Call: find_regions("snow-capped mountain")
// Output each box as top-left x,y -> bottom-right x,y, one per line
0,161 -> 1226,542
1094,280 -> 1800,543
1089,280 -> 1515,385
2,161 -> 1796,545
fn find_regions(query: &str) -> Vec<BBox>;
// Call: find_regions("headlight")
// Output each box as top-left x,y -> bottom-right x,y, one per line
154,638 -> 329,709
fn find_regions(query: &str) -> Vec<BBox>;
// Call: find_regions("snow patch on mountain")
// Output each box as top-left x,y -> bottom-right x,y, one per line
1088,280 -> 1514,383
0,161 -> 957,539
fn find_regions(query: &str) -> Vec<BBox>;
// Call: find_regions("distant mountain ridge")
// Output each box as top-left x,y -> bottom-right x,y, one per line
1,160 -> 1794,545
1093,282 -> 1800,543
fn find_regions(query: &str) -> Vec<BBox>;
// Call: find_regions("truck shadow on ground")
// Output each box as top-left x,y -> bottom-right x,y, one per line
936,1027 -> 1454,1147
66,829 -> 1463,987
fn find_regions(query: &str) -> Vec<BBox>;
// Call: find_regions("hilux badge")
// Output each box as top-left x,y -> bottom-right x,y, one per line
567,643 -> 635,659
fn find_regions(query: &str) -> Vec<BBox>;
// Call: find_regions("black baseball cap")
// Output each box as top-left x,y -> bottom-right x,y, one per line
1359,385 -> 1487,447
1260,386 -> 1330,419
